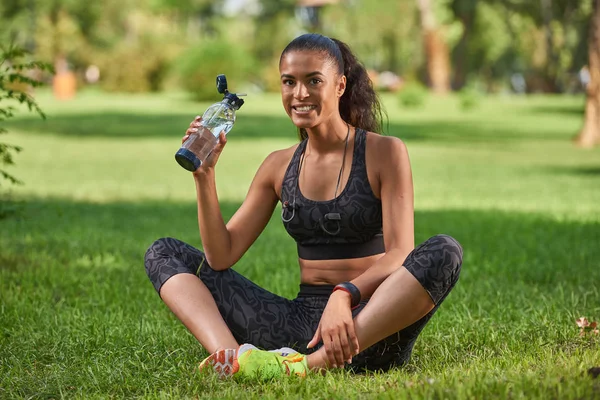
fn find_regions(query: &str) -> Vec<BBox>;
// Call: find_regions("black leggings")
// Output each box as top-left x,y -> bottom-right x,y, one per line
144,235 -> 463,372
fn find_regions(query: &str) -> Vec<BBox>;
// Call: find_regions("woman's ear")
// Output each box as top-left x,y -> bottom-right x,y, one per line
337,75 -> 347,97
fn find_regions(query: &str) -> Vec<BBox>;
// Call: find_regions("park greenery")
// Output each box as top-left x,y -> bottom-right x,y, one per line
1,0 -> 600,398
0,44 -> 52,186
0,0 -> 594,95
1,90 -> 599,398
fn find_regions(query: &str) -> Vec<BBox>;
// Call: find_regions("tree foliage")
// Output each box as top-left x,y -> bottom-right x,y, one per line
0,0 -> 594,96
0,44 -> 52,186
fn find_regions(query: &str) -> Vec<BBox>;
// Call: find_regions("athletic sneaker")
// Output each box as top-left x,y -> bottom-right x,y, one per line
268,347 -> 298,357
198,344 -> 308,380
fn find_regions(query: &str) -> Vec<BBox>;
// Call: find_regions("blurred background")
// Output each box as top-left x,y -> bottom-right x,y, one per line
0,0 -> 594,101
1,4 -> 600,397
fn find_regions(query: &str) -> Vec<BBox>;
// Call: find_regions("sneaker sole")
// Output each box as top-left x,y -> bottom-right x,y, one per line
198,348 -> 239,379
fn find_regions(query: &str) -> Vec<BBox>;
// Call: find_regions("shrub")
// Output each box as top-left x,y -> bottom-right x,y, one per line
398,81 -> 429,108
458,84 -> 482,111
177,39 -> 256,101
0,44 -> 52,187
260,56 -> 283,93
96,39 -> 178,93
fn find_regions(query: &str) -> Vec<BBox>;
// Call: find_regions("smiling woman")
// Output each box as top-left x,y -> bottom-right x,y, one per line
144,33 -> 463,380
279,51 -> 345,131
279,35 -> 384,142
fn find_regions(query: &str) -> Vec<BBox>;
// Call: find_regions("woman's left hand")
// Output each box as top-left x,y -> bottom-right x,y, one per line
307,290 -> 360,368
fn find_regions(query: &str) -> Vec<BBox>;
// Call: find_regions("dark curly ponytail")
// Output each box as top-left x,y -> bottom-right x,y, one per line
280,33 -> 386,141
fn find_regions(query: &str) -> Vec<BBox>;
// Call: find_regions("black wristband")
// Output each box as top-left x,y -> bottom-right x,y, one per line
333,282 -> 361,308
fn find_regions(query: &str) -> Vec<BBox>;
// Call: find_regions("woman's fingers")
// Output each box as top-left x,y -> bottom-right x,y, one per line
324,331 -> 345,368
333,330 -> 348,368
322,323 -> 359,368
347,321 -> 360,357
307,324 -> 322,349
323,335 -> 337,368
338,327 -> 353,364
200,131 -> 227,169
211,132 -> 227,155
183,117 -> 202,143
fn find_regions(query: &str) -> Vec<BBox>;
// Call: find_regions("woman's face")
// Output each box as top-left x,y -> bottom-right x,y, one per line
279,50 -> 346,130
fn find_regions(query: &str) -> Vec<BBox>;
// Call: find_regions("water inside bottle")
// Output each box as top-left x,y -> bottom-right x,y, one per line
203,116 -> 234,137
184,127 -> 219,166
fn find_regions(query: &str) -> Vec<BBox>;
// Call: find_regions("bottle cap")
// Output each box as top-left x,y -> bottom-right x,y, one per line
216,75 -> 228,94
216,74 -> 245,110
175,148 -> 202,171
223,92 -> 245,110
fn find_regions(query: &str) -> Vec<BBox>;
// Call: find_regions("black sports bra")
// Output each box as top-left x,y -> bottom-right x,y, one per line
280,128 -> 385,260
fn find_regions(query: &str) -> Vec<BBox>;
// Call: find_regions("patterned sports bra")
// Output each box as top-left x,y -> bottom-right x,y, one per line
280,128 -> 385,260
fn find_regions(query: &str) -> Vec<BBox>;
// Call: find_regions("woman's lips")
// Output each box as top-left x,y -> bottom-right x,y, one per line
292,105 -> 317,113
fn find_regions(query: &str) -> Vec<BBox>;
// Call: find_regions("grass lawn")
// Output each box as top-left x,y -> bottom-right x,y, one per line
1,90 -> 599,399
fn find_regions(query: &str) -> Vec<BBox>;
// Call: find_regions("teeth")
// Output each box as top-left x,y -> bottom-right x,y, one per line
296,106 -> 315,112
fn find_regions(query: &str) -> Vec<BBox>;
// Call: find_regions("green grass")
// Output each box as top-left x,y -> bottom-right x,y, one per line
1,90 -> 599,399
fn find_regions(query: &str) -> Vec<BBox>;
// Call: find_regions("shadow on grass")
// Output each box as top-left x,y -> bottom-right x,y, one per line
530,105 -> 585,116
5,111 -> 562,143
542,165 -> 600,176
2,196 -> 599,293
2,196 -> 599,397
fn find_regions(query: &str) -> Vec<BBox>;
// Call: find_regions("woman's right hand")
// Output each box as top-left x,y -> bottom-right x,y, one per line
182,116 -> 227,174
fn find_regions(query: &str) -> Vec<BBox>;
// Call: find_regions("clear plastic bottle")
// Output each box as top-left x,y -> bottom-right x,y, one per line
175,75 -> 245,171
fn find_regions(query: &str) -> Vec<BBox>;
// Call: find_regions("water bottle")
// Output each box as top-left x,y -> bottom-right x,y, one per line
175,75 -> 245,171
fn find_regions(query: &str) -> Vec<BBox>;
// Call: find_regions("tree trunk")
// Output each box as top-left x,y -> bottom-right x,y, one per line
574,0 -> 600,148
451,0 -> 478,90
540,0 -> 560,92
417,0 -> 451,94
452,13 -> 474,90
383,31 -> 398,73
49,1 -> 75,100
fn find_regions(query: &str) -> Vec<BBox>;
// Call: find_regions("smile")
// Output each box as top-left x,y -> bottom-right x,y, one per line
293,105 -> 317,112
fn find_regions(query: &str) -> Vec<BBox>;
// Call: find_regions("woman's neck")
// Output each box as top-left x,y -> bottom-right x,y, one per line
304,118 -> 350,154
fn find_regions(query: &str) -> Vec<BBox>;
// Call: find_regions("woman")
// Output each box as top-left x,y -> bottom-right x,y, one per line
144,33 -> 463,380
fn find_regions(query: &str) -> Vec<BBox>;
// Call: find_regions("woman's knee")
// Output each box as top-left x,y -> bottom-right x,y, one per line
403,234 -> 463,304
145,237 -> 179,272
426,234 -> 463,269
144,237 -> 204,293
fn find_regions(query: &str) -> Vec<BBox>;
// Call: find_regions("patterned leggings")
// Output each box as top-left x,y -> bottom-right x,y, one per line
144,234 -> 463,372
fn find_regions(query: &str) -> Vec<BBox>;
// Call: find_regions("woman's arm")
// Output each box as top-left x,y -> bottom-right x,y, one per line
194,134 -> 285,271
307,136 -> 414,364
345,136 -> 415,298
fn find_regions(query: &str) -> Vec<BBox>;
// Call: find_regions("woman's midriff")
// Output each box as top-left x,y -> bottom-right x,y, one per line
299,253 -> 385,285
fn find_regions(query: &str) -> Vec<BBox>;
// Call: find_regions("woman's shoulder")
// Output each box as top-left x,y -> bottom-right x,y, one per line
255,143 -> 301,189
364,131 -> 409,160
263,142 -> 301,168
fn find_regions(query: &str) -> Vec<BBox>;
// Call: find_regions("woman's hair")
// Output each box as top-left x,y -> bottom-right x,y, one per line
280,33 -> 386,141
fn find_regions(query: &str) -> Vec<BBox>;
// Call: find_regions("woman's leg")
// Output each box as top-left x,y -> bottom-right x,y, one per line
306,234 -> 463,371
145,238 -> 237,352
144,237 -> 311,354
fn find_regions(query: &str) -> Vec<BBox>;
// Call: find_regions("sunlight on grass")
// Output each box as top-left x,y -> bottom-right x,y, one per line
4,91 -> 599,220
1,90 -> 599,399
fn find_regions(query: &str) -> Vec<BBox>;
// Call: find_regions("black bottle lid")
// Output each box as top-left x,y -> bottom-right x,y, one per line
175,148 -> 201,171
223,92 -> 244,110
216,75 -> 228,94
216,74 -> 245,110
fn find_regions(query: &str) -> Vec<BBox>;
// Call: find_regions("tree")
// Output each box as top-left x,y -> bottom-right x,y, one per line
451,0 -> 478,90
574,0 -> 600,148
0,44 -> 51,186
416,0 -> 452,93
491,0 -> 592,93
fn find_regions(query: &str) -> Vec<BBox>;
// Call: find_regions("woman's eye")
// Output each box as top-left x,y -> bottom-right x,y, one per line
310,78 -> 322,85
282,80 -> 294,86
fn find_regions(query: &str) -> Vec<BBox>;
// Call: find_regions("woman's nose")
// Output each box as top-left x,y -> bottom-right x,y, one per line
294,83 -> 309,99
